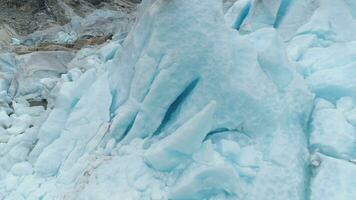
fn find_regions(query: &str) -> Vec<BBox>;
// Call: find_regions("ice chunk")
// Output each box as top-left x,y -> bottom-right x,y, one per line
276,0 -> 317,40
11,162 -> 33,176
109,0 -> 242,143
217,139 -> 241,162
0,127 -> 9,143
98,41 -> 122,62
299,42 -> 356,76
0,53 -> 17,96
16,51 -> 74,98
224,0 -> 251,30
35,73 -> 111,177
235,146 -> 262,168
0,111 -> 11,128
169,165 -> 241,200
240,0 -> 282,32
6,114 -> 32,135
4,0 -> 354,199
310,107 -> 355,158
314,98 -> 334,111
12,102 -> 44,117
336,96 -> 353,113
250,28 -> 293,90
28,108 -> 67,163
55,31 -> 78,44
29,69 -> 97,161
345,109 -> 356,127
295,0 -> 356,43
307,62 -> 356,102
144,101 -> 216,171
310,154 -> 356,200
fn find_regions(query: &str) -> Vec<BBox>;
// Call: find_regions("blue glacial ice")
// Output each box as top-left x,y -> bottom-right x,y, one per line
0,0 -> 356,199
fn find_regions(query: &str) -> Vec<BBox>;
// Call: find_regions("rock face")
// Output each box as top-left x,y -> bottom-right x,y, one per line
0,0 -> 356,200
0,0 -> 68,35
0,0 -> 140,36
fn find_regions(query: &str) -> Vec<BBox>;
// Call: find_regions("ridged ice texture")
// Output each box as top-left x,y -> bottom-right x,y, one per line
0,0 -> 355,199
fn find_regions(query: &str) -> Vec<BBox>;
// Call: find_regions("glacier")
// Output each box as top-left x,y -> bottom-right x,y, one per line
0,0 -> 356,199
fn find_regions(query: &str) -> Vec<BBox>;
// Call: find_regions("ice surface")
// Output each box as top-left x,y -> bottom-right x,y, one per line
0,111 -> 11,129
225,0 -> 251,30
0,0 -> 356,199
310,100 -> 355,159
11,162 -> 33,176
144,101 -> 216,171
168,165 -> 241,199
310,154 -> 356,200
35,72 -> 111,178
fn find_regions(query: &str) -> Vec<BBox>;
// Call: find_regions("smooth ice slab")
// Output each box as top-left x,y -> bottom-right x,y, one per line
310,154 -> 356,200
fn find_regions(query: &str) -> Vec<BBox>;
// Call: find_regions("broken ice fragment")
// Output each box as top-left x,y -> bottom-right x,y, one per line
144,101 -> 216,171
0,111 -> 11,128
169,164 -> 241,200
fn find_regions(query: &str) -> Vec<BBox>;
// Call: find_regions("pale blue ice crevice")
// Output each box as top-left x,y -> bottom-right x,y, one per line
150,77 -> 200,137
226,0 -> 317,41
276,0 -> 317,41
224,0 -> 252,30
144,101 -> 216,171
273,0 -> 292,28
239,0 -> 282,33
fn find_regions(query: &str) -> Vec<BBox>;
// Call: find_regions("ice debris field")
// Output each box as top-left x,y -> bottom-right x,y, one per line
0,0 -> 356,199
